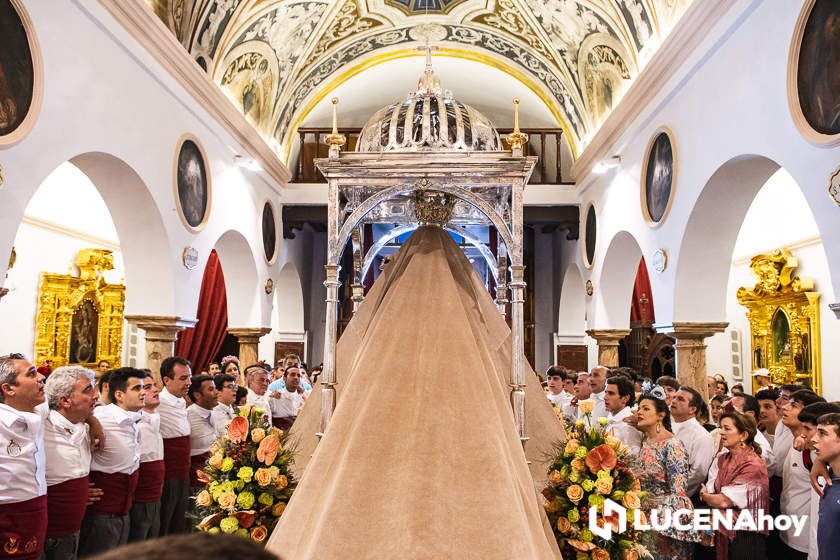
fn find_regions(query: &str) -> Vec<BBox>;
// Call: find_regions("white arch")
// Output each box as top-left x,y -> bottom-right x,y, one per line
557,264 -> 586,336
596,230 -> 644,329
274,262 -> 305,333
212,229 -> 261,327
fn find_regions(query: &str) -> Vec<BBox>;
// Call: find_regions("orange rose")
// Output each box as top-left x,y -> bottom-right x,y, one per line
254,468 -> 273,487
250,525 -> 268,542
571,458 -> 586,472
227,416 -> 249,443
275,474 -> 289,490
578,400 -> 595,415
548,470 -> 563,485
585,444 -> 618,474
195,490 -> 212,507
624,549 -> 639,560
622,491 -> 641,509
564,439 -> 580,455
594,477 -> 613,495
271,502 -> 286,517
555,517 -> 571,534
566,484 -> 584,504
567,539 -> 596,552
544,500 -> 560,513
251,428 -> 266,443
208,453 -> 223,469
631,478 -> 641,492
592,548 -> 610,560
217,491 -> 236,511
256,434 -> 280,466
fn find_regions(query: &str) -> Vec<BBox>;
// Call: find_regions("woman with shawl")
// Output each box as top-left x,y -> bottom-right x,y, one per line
700,411 -> 769,559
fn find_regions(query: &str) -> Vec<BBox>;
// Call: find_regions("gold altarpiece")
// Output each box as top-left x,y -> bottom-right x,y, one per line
35,249 -> 125,368
737,248 -> 821,394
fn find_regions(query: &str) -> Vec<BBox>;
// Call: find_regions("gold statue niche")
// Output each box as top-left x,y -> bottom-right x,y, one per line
35,248 -> 125,369
737,248 -> 821,394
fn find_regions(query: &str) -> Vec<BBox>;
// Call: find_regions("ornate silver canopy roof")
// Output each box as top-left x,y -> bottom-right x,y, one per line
356,50 -> 501,153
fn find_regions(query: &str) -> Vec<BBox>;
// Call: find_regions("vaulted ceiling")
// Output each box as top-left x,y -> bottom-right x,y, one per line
148,0 -> 692,162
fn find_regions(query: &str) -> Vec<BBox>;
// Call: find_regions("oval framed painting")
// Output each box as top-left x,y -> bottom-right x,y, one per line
262,200 -> 277,264
0,0 -> 43,147
641,128 -> 677,226
173,134 -> 211,231
583,203 -> 596,268
788,0 -> 840,146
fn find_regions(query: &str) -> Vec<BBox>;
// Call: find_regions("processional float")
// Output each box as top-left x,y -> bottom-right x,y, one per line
315,47 -> 536,446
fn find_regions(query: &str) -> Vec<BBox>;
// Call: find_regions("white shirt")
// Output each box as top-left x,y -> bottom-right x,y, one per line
43,409 -> 90,485
90,404 -> 140,475
562,396 -> 607,423
672,417 -> 715,497
754,429 -> 774,471
270,390 -> 306,418
780,445 -> 813,553
187,404 -> 217,456
808,485 -> 820,560
0,403 -> 47,503
138,409 -> 163,463
606,407 -> 642,455
247,389 -> 271,415
157,388 -> 190,439
772,423 -> 794,478
546,390 -> 570,407
211,403 -> 235,437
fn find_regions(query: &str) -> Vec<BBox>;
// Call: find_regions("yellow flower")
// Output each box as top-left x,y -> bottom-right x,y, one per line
566,484 -> 584,504
595,477 -> 613,495
276,474 -> 289,490
555,517 -> 571,534
631,479 -> 641,492
548,470 -> 563,485
251,428 -> 266,443
622,491 -> 641,509
579,400 -> 595,415
208,453 -> 224,469
604,434 -> 621,449
217,491 -> 237,511
592,548 -> 610,560
271,502 -> 286,517
238,405 -> 252,418
624,549 -> 639,560
220,457 -> 234,472
254,468 -> 273,487
571,458 -> 586,472
195,490 -> 212,507
250,525 -> 268,542
564,439 -> 580,456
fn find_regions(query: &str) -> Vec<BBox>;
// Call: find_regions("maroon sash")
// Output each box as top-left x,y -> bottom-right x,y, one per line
46,476 -> 89,537
0,495 -> 47,560
190,452 -> 211,488
134,460 -> 165,504
163,436 -> 191,480
88,471 -> 139,516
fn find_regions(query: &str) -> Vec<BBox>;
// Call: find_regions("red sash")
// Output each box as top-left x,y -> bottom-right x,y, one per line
0,495 -> 47,560
88,471 -> 139,516
46,476 -> 89,537
134,460 -> 165,504
163,436 -> 191,480
190,452 -> 211,488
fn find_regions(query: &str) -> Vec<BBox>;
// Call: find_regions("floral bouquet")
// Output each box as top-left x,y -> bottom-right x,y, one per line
543,401 -> 650,560
193,404 -> 296,543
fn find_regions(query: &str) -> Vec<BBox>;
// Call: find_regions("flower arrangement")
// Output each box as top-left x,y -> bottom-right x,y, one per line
543,404 -> 650,560
193,404 -> 296,543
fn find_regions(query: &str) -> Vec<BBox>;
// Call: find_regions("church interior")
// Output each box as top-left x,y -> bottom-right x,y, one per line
1,0 -> 839,557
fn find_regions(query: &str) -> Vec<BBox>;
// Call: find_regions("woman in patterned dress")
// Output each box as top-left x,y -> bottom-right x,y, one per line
635,391 -> 698,559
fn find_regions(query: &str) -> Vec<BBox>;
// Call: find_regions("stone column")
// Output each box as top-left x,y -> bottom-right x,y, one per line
229,327 -> 272,383
125,315 -> 196,386
660,322 -> 728,393
586,329 -> 631,368
320,263 -> 341,437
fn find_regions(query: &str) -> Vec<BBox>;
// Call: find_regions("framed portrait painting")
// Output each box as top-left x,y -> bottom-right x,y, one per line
0,0 -> 42,147
174,135 -> 211,231
583,204 -> 596,268
642,129 -> 676,226
262,201 -> 277,263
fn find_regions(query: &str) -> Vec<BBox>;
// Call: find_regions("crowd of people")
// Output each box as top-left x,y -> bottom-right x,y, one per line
543,365 -> 840,560
0,353 -> 314,560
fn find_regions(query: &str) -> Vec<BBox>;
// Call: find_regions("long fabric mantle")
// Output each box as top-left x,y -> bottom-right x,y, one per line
266,226 -> 563,559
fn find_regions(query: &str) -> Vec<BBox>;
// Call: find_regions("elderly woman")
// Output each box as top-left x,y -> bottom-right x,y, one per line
700,412 -> 769,559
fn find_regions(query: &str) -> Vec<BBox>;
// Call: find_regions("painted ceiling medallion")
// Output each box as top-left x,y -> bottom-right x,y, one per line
387,0 -> 470,13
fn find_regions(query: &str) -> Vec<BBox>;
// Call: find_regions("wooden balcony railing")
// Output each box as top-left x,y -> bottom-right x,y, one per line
291,127 -> 574,185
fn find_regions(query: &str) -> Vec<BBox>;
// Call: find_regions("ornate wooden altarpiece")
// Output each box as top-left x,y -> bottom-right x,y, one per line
313,51 -> 536,445
737,248 -> 822,394
35,248 -> 125,369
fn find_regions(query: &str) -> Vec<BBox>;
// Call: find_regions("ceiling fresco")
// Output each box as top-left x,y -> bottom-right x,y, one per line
148,0 -> 692,161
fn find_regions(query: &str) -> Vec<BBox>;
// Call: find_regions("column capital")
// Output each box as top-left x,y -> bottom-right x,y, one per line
125,315 -> 197,341
227,327 -> 272,344
656,321 -> 728,340
586,329 -> 631,344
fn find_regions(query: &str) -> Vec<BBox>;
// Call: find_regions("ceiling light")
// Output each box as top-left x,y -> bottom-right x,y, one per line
234,155 -> 262,172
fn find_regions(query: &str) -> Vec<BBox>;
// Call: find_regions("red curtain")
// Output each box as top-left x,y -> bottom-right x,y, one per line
175,249 -> 228,372
630,257 -> 656,324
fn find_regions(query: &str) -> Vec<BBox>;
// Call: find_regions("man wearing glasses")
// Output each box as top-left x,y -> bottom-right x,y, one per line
211,374 -> 237,437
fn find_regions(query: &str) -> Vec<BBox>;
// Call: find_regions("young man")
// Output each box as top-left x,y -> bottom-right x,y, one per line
42,366 -> 99,560
811,412 -> 840,560
670,387 -> 715,499
157,357 -> 192,536
269,366 -> 306,430
130,382 -> 164,542
208,363 -> 221,376
97,360 -> 110,376
79,368 -> 146,556
186,375 -> 219,488
211,374 -> 237,437
756,388 -> 781,444
603,376 -> 641,454
772,384 -> 801,479
97,371 -> 111,406
544,366 -> 570,408
656,375 -> 680,406
731,392 -> 774,469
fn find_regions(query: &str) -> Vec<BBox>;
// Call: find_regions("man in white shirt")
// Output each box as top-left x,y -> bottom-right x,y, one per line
43,366 -> 98,560
211,373 -> 237,437
0,354 -> 48,560
670,386 -> 715,499
603,376 -> 642,455
245,365 -> 272,414
589,365 -> 608,415
186,375 -> 219,489
563,372 -> 606,422
157,356 -> 192,536
79,368 -> 145,556
269,366 -> 306,430
129,382 -> 164,542
773,385 -> 800,478
544,366 -> 570,408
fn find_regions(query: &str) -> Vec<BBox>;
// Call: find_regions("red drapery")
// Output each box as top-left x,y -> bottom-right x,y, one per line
630,257 -> 655,324
175,249 -> 228,372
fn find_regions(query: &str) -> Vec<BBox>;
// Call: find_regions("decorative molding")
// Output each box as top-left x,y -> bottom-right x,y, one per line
572,0 -> 738,180
95,0 -> 291,188
654,322 -> 729,339
731,235 -> 822,266
21,215 -> 120,251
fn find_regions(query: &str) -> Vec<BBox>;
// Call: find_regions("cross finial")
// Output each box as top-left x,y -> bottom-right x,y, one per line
415,41 -> 441,95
